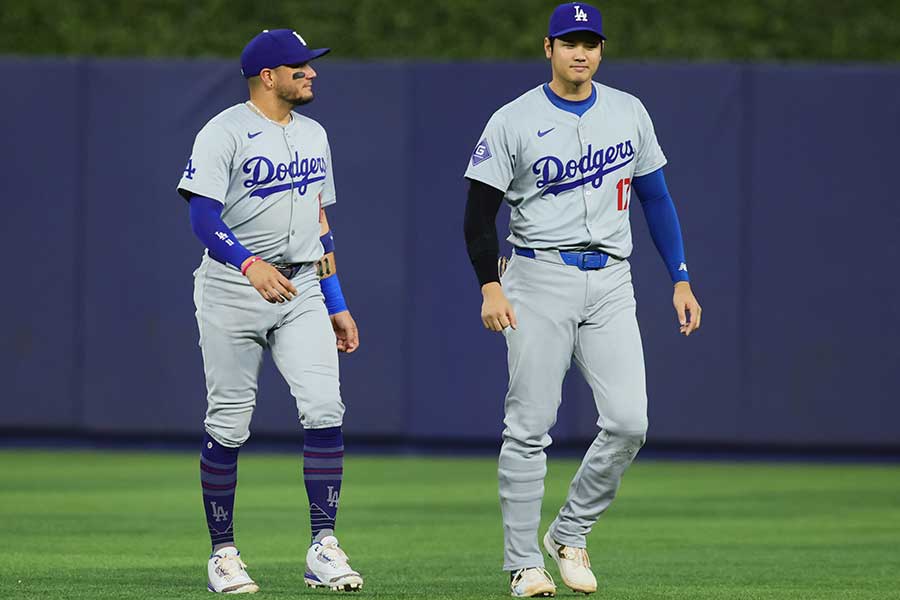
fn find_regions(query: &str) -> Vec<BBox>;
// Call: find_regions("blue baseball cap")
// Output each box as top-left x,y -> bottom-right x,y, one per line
548,2 -> 606,40
240,29 -> 330,78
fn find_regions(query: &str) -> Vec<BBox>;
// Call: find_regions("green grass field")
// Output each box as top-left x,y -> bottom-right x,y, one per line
1,450 -> 899,599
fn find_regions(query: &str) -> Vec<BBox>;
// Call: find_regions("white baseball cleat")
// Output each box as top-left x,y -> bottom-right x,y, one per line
510,567 -> 556,597
543,531 -> 597,594
304,535 -> 363,592
207,546 -> 260,594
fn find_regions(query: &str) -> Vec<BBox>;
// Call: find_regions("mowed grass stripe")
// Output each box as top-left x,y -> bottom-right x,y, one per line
1,450 -> 898,599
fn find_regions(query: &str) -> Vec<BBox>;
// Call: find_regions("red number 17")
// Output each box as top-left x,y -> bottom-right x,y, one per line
616,177 -> 632,211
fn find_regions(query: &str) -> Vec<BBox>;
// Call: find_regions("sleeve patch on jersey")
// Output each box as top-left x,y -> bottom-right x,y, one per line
470,138 -> 493,167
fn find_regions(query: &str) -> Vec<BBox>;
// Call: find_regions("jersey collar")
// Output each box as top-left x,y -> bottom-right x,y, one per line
244,101 -> 294,127
541,83 -> 597,118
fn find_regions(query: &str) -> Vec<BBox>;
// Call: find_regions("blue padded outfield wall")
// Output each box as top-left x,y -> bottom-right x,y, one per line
1,58 -> 898,448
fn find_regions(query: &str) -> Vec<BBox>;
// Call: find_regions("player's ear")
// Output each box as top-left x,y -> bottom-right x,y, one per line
544,37 -> 553,59
260,68 -> 275,88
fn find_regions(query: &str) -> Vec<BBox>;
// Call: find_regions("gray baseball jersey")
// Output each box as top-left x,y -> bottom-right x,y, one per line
178,103 -> 335,265
464,82 -> 666,257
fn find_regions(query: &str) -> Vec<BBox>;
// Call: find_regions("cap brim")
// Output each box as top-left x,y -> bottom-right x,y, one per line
291,47 -> 330,64
550,27 -> 606,40
277,46 -> 331,68
306,47 -> 330,61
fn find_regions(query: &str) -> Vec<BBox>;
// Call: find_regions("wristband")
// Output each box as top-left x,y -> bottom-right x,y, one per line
319,274 -> 348,315
241,256 -> 262,276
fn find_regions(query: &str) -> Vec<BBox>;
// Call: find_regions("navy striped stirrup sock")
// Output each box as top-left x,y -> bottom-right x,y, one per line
302,426 -> 344,543
200,432 -> 239,550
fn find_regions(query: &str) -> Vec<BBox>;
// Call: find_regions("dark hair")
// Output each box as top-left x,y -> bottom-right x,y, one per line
547,34 -> 605,52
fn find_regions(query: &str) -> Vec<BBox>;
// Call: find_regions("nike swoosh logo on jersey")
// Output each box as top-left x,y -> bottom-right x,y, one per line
537,128 -> 555,137
247,131 -> 263,139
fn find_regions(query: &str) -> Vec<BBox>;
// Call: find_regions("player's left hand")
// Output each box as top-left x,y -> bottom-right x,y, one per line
673,282 -> 702,336
330,310 -> 359,353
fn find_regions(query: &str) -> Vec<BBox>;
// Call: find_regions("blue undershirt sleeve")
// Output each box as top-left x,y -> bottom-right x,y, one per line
631,168 -> 690,283
188,195 -> 254,270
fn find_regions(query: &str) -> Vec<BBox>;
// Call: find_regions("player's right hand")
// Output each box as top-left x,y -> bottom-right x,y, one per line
480,282 -> 518,332
243,259 -> 298,303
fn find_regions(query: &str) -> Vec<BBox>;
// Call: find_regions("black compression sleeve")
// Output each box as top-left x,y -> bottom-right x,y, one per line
463,178 -> 505,286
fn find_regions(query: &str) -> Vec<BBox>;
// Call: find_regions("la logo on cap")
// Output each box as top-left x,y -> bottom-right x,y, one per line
574,5 -> 588,21
293,31 -> 307,45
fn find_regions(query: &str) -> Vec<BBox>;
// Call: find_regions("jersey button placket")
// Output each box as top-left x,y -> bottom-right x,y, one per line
578,123 -> 595,241
580,123 -> 591,197
284,130 -> 297,248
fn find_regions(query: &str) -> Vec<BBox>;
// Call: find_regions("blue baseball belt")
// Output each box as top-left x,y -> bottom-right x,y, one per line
514,247 -> 616,270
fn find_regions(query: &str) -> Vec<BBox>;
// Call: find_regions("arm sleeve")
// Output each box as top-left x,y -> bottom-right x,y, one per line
632,167 -> 690,283
177,121 -> 237,203
189,195 -> 254,270
463,112 -> 516,192
464,178 -> 505,286
632,99 -> 668,177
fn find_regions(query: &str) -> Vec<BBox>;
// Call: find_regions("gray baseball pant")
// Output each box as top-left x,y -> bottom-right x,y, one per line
193,255 -> 344,448
498,251 -> 648,571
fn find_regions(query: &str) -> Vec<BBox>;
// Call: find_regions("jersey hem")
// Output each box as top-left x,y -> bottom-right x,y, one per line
178,185 -> 225,204
464,173 -> 508,194
633,158 -> 668,178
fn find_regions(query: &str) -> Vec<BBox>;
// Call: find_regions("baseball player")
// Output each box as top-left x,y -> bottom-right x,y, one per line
463,3 -> 702,597
177,29 -> 363,594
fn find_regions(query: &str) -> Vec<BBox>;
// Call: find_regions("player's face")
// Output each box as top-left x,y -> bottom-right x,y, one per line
545,32 -> 603,86
273,63 -> 317,106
